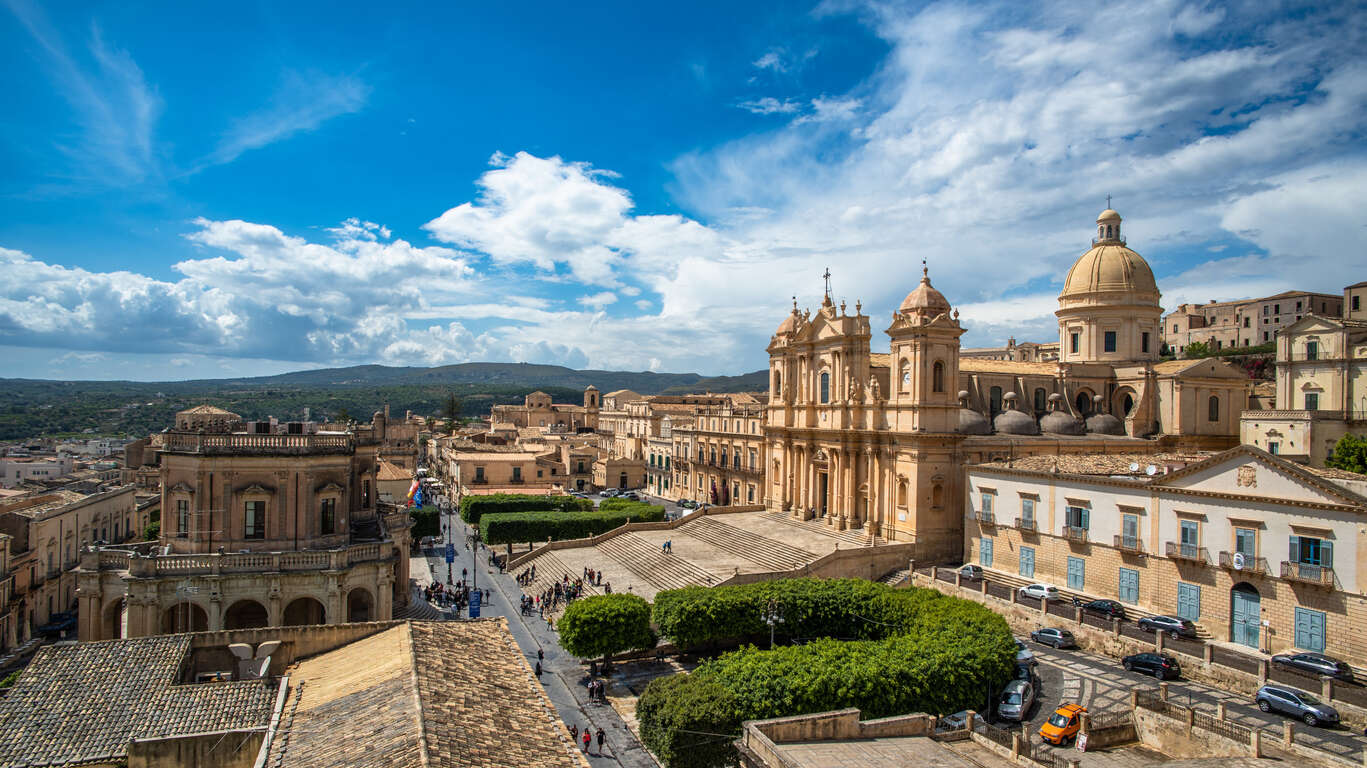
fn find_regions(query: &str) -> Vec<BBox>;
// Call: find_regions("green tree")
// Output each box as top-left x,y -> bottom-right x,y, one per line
141,521 -> 161,541
1183,341 -> 1212,358
334,406 -> 351,423
443,394 -> 461,428
1327,434 -> 1367,475
557,594 -> 656,669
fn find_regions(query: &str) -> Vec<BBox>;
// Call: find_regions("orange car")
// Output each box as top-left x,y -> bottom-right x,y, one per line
1039,703 -> 1087,745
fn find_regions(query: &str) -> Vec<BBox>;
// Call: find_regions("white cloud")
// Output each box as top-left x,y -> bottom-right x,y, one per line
578,291 -> 618,309
199,70 -> 369,169
753,50 -> 787,72
738,97 -> 802,115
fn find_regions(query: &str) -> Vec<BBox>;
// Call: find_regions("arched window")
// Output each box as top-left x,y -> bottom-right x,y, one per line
899,360 -> 910,392
931,483 -> 943,509
1208,396 -> 1220,422
773,370 -> 783,394
932,361 -> 945,393
1033,388 -> 1047,413
819,372 -> 830,403
1076,391 -> 1092,415
990,386 -> 1003,418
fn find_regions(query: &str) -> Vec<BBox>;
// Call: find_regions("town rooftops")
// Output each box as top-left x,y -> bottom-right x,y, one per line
975,452 -> 1212,477
0,634 -> 277,768
375,460 -> 411,481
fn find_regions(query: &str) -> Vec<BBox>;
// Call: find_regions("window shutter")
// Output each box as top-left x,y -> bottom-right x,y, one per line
1321,540 -> 1333,569
1288,536 -> 1300,563
1081,508 -> 1090,529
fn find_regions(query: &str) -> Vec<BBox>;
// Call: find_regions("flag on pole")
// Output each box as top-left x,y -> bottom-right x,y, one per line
407,479 -> 420,506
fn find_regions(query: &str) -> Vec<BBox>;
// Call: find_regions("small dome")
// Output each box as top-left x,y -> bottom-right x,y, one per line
1041,410 -> 1085,435
1097,209 -> 1121,223
959,409 -> 991,435
899,265 -> 952,317
1085,412 -> 1125,435
994,409 -> 1040,435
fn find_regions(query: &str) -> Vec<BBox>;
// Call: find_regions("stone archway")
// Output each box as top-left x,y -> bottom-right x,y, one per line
161,602 -> 208,634
1112,387 -> 1138,418
282,596 -> 327,626
347,587 -> 375,623
224,599 -> 270,630
1075,389 -> 1096,415
102,598 -> 126,640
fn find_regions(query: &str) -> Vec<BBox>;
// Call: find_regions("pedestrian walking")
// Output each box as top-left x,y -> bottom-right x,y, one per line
596,727 -> 606,754
581,728 -> 591,752
569,724 -> 578,743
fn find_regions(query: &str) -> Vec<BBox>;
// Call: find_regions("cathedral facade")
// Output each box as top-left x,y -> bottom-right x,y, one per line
763,209 -> 1250,562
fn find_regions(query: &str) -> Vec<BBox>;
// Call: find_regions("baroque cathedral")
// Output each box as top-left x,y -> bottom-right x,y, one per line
764,208 -> 1250,561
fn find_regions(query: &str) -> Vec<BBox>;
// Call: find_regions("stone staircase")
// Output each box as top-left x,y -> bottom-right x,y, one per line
881,569 -> 911,587
515,551 -> 601,601
597,533 -> 718,592
683,516 -> 817,571
760,511 -> 887,547
395,592 -> 445,620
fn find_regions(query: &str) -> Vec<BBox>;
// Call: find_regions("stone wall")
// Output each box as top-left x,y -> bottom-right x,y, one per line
127,729 -> 265,768
717,542 -> 918,586
1131,707 -> 1249,760
738,708 -> 935,767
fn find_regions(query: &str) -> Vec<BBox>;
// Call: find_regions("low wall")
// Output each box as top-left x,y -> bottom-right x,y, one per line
1081,715 -> 1136,750
127,729 -> 265,768
1131,707 -> 1249,760
186,621 -> 402,677
717,542 -> 918,587
738,708 -> 935,768
505,505 -> 766,570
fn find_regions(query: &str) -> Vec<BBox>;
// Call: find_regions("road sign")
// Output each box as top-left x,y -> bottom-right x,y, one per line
469,590 -> 481,618
445,542 -> 455,563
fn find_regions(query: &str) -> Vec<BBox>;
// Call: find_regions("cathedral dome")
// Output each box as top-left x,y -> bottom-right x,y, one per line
1060,209 -> 1158,300
1041,410 -> 1085,435
994,409 -> 1040,435
1085,412 -> 1125,435
899,265 -> 952,317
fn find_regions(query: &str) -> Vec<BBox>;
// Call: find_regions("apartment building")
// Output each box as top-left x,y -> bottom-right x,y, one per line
672,404 -> 766,506
1163,290 -> 1343,352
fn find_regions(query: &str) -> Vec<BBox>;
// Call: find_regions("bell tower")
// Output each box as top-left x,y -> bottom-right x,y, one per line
886,264 -> 964,433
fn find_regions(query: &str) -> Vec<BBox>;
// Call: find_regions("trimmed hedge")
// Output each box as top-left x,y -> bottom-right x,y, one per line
639,579 -> 1016,768
557,594 -> 657,662
458,493 -> 591,525
479,501 -> 664,545
409,505 -> 441,539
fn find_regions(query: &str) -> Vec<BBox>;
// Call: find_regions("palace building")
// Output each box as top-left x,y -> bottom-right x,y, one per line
763,208 -> 1251,561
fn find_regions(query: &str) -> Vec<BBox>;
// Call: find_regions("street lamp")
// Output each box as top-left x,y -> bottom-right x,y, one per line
761,599 -> 784,650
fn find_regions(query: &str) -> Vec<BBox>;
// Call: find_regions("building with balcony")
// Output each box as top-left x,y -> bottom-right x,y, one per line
1162,290 -> 1342,353
963,446 -> 1367,665
74,406 -> 412,641
672,404 -> 766,507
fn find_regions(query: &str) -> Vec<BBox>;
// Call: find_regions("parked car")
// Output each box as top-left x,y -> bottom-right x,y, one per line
1018,584 -> 1060,602
957,564 -> 984,581
1011,661 -> 1040,684
1078,599 -> 1126,621
1271,652 -> 1356,683
1137,615 -> 1198,639
938,710 -> 972,731
1256,684 -> 1340,726
679,499 -> 698,509
1039,703 -> 1086,745
622,491 -> 641,501
1030,627 -> 1077,649
1015,639 -> 1036,666
599,488 -> 620,498
1122,652 -> 1181,680
998,679 -> 1035,721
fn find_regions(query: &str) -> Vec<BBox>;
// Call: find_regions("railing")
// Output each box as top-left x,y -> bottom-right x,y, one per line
1218,551 -> 1268,574
1240,409 -> 1347,420
1165,541 -> 1209,564
1281,560 -> 1334,587
1192,710 -> 1250,745
1113,534 -> 1144,554
162,431 -> 352,454
1063,526 -> 1088,544
95,540 -> 391,577
508,477 -> 525,484
1015,517 -> 1037,532
470,477 -> 488,484
1089,711 -> 1133,729
975,510 -> 995,526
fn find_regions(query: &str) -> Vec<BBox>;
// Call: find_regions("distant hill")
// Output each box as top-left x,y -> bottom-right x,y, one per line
0,363 -> 768,440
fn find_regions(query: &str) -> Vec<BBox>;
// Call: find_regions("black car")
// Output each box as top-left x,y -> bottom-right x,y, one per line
1123,652 -> 1181,680
1271,652 -> 1356,682
1079,599 -> 1126,620
1029,627 -> 1077,649
1137,615 -> 1198,639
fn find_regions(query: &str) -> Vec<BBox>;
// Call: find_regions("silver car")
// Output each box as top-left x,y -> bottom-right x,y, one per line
998,679 -> 1035,721
1256,684 -> 1340,727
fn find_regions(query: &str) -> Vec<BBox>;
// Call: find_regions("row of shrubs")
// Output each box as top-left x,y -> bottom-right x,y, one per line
458,493 -> 591,525
637,579 -> 1016,768
479,499 -> 664,545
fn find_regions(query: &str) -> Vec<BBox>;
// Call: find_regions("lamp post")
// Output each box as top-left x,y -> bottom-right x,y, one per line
762,599 -> 784,650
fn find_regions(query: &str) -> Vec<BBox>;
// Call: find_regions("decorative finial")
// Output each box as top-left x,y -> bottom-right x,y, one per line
822,267 -> 832,298
922,258 -> 928,279
840,300 -> 846,313
855,300 -> 862,314
792,295 -> 797,311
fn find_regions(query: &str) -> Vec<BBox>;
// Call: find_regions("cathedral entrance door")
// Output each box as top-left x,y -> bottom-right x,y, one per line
818,472 -> 829,517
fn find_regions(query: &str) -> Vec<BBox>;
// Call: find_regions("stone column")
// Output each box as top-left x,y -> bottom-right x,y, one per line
208,597 -> 224,631
326,575 -> 343,625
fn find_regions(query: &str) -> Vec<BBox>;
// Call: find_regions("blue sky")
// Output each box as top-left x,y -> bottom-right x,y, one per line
2,0 -> 1365,381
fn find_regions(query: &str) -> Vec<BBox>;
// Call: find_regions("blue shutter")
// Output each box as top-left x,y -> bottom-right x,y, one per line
1081,507 -> 1090,529
1288,536 -> 1300,563
1321,540 -> 1333,569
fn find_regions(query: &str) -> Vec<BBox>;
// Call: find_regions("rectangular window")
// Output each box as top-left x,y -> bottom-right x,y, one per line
1176,583 -> 1201,621
1065,505 -> 1089,530
1294,607 -> 1326,652
1274,303 -> 1280,314
1289,535 -> 1331,580
1306,340 -> 1318,360
1263,305 -> 1269,316
1234,527 -> 1256,557
1179,520 -> 1200,558
320,498 -> 336,535
475,466 -> 485,481
1243,317 -> 1249,328
1121,514 -> 1139,549
244,500 -> 265,539
981,492 -> 994,515
1296,300 -> 1302,311
1021,498 -> 1035,526
512,466 -> 522,481
1104,331 -> 1117,352
1070,332 -> 1080,354
1305,393 -> 1319,411
1268,441 -> 1279,455
1118,568 -> 1139,604
362,479 -> 370,508
1066,556 -> 1085,590
1141,332 -> 1150,353
1355,295 -> 1361,312
177,499 -> 189,534
1019,546 -> 1035,578
981,538 -> 994,567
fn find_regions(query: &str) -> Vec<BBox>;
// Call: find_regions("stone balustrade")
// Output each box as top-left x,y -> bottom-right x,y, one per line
87,540 -> 392,577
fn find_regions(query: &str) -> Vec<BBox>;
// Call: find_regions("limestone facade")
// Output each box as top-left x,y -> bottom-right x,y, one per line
490,387 -> 599,431
1163,291 -> 1343,353
672,405 -> 766,506
764,209 -> 1250,562
964,446 -> 1367,666
76,408 -> 411,641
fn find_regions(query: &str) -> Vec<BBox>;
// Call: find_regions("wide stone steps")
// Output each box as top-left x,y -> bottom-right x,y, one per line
760,511 -> 887,547
516,551 -> 600,600
881,569 -> 911,587
596,533 -> 717,592
684,516 -> 815,571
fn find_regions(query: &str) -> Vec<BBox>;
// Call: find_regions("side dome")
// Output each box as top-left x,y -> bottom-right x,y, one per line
1040,393 -> 1084,435
1085,412 -> 1125,435
899,265 -> 952,317
959,409 -> 991,435
994,409 -> 1040,435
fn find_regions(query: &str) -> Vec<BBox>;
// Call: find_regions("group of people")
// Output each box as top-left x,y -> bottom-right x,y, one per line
515,564 -> 538,586
660,539 -> 674,553
567,723 -> 608,756
586,678 -> 607,701
537,574 -> 603,616
423,577 -> 488,614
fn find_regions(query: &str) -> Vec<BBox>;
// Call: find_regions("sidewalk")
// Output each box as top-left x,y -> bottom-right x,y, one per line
423,514 -> 661,768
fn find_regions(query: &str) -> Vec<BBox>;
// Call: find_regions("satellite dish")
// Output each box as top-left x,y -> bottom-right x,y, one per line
1129,463 -> 1140,473
1145,465 -> 1158,476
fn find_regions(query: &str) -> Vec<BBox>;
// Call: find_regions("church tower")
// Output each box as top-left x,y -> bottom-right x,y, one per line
886,264 -> 965,432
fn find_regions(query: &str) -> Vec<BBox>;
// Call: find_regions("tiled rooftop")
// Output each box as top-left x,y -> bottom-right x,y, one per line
976,452 -> 1213,477
0,635 -> 277,768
